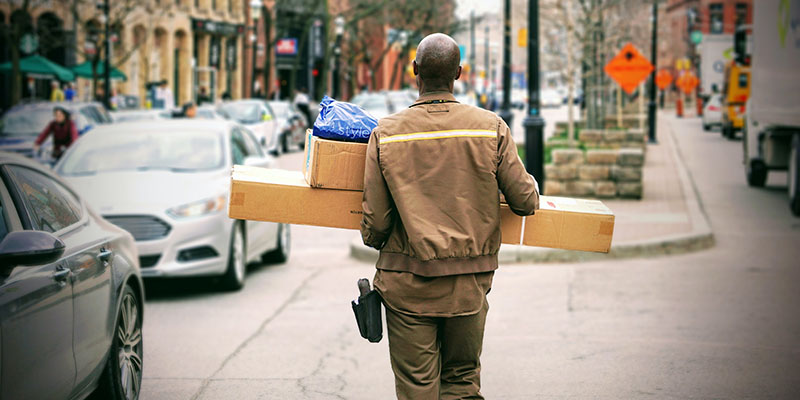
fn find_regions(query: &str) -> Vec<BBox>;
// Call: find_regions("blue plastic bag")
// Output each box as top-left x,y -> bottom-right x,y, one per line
312,96 -> 377,143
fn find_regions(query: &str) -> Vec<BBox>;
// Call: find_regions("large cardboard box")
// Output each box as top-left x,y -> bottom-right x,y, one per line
523,196 -> 615,252
229,166 -> 524,245
303,131 -> 367,191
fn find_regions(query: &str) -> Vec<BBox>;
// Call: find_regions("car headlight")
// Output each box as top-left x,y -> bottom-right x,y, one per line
167,195 -> 226,219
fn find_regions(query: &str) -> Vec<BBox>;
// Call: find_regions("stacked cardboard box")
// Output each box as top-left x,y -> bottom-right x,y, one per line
229,131 -> 615,253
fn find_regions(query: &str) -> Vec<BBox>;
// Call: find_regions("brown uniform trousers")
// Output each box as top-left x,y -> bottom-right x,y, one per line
386,300 -> 488,400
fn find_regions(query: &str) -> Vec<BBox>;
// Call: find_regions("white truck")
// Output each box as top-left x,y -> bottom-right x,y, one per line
699,34 -> 733,95
743,0 -> 800,216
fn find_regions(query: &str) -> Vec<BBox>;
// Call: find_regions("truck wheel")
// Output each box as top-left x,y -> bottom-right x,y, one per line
721,124 -> 730,138
746,159 -> 768,187
790,134 -> 800,216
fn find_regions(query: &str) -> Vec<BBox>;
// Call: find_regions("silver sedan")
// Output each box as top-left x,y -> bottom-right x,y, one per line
55,120 -> 290,290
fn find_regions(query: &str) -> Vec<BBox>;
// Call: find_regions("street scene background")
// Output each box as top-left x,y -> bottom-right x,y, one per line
1,0 -> 800,399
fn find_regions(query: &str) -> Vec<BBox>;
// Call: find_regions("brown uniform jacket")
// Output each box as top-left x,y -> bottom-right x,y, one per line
360,91 -> 539,278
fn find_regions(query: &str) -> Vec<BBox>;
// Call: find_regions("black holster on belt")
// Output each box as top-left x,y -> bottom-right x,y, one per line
351,279 -> 383,343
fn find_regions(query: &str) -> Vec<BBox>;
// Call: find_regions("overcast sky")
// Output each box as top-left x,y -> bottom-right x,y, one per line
455,0 -> 502,20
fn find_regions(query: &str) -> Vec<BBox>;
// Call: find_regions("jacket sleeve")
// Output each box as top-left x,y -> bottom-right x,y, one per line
360,129 -> 395,249
34,122 -> 52,146
496,117 -> 540,216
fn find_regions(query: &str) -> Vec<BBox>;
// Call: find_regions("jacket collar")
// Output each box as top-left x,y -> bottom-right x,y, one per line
411,91 -> 457,107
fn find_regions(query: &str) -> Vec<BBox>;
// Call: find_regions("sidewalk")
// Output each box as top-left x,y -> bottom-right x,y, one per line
350,111 -> 714,263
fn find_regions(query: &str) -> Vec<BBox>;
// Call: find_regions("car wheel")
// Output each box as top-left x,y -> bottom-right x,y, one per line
746,159 -> 768,188
790,134 -> 800,216
281,132 -> 289,153
220,222 -> 247,291
702,123 -> 710,131
262,223 -> 290,264
95,285 -> 143,400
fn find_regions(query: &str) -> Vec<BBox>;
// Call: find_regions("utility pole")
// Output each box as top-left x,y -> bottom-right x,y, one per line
648,0 -> 658,143
103,0 -> 111,109
498,0 -> 514,127
470,10 -> 476,91
523,0 -> 546,190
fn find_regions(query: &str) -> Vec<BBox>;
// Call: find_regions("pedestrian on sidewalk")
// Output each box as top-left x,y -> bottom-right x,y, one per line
50,80 -> 65,102
361,33 -> 540,400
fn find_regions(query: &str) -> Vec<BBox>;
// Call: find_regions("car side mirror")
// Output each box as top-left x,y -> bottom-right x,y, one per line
0,231 -> 66,267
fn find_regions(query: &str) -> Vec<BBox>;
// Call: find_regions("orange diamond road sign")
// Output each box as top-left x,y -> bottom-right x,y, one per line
604,43 -> 654,94
655,69 -> 673,90
676,71 -> 699,94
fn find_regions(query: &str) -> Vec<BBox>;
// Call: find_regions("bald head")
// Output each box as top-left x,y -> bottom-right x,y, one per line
414,33 -> 461,91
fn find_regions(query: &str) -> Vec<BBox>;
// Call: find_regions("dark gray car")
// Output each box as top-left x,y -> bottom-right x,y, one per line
0,152 -> 144,400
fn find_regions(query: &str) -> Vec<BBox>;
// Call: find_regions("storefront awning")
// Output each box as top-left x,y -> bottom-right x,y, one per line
0,54 -> 75,81
71,61 -> 127,81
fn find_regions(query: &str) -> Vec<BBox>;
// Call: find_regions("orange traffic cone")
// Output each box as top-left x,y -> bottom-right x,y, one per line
676,98 -> 683,118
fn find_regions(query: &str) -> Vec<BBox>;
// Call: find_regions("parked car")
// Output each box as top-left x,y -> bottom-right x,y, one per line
702,94 -> 724,131
386,90 -> 417,113
196,105 -> 229,120
0,151 -> 143,400
541,89 -> 563,108
111,109 -> 171,123
0,102 -> 111,164
56,120 -> 289,290
351,92 -> 391,119
267,100 -> 307,152
219,100 -> 280,155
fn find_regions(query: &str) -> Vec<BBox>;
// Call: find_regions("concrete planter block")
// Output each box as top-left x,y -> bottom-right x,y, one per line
578,165 -> 609,180
546,138 -> 573,148
586,149 -> 618,165
611,166 -> 643,182
622,141 -> 645,150
618,182 -> 643,199
566,180 -> 595,196
626,129 -> 646,142
552,149 -> 584,165
544,180 -> 564,196
603,130 -> 626,143
578,129 -> 603,143
618,148 -> 644,166
595,181 -> 617,198
545,163 -> 579,180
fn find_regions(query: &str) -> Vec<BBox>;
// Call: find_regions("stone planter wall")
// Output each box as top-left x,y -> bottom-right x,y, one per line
544,129 -> 646,199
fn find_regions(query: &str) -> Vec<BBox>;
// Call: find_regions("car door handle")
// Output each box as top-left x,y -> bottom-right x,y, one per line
98,248 -> 114,262
53,266 -> 71,282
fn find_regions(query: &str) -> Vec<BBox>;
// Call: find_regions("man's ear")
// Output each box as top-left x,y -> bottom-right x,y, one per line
413,60 -> 419,76
455,65 -> 462,81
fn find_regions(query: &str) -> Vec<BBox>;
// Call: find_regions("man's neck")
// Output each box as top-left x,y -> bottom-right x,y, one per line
419,88 -> 452,97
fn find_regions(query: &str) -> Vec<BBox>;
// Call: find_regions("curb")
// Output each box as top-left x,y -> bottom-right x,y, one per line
350,113 -> 715,264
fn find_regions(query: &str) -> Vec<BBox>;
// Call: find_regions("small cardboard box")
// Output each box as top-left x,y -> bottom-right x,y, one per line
523,196 -> 615,252
229,166 -> 524,244
303,130 -> 368,191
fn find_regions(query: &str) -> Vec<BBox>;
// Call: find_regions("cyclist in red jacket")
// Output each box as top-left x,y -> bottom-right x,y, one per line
33,106 -> 79,161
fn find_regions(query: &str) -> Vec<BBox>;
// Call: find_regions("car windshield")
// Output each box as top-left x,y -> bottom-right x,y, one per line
59,130 -> 225,175
221,103 -> 262,124
1,108 -> 55,136
268,102 -> 289,117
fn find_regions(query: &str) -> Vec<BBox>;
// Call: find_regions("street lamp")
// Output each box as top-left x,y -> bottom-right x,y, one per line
523,0 -> 546,191
498,0 -> 514,128
647,0 -> 659,143
250,0 -> 262,97
333,15 -> 345,99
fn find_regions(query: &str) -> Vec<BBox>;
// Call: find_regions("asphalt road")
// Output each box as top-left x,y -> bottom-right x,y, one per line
140,115 -> 800,399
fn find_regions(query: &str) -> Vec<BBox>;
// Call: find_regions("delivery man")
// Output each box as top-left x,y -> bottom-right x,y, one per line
361,33 -> 540,400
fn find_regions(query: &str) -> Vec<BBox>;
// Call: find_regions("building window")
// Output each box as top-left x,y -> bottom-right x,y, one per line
735,3 -> 748,29
709,3 -> 724,34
